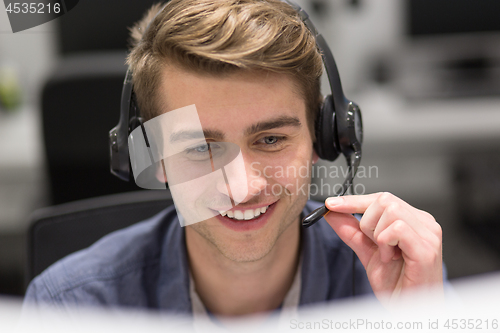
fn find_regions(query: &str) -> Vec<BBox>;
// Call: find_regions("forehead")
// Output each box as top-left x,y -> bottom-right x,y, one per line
156,65 -> 307,131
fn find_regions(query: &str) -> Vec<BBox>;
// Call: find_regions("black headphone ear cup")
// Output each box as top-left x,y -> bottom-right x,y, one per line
314,95 -> 340,161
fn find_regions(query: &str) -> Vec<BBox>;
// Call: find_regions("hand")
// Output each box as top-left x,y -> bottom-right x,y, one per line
323,192 -> 443,304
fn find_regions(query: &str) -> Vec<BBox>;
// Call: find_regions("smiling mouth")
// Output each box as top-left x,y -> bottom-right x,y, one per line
218,205 -> 269,221
213,201 -> 278,221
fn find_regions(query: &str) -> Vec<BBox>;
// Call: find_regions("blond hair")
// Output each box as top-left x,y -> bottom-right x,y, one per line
127,0 -> 323,140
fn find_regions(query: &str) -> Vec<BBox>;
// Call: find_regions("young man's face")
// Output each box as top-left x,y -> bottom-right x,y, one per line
157,65 -> 317,262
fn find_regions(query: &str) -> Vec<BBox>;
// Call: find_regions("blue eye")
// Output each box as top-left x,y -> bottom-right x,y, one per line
255,136 -> 287,151
185,143 -> 210,155
260,136 -> 285,146
193,144 -> 209,153
264,136 -> 279,145
184,142 -> 223,161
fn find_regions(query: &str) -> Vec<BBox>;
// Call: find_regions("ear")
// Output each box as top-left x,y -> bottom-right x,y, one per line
312,149 -> 320,165
155,162 -> 168,183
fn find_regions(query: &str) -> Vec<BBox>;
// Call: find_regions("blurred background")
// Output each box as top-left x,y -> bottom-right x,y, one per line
0,0 -> 499,298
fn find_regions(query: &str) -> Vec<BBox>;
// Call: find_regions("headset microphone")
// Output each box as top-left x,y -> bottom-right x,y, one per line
285,0 -> 363,228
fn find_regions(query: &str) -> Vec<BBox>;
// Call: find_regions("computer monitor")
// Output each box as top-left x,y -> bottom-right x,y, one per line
408,0 -> 500,37
400,0 -> 500,99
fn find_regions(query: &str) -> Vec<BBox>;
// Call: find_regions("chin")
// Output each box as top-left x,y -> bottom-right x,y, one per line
217,238 -> 277,263
189,214 -> 282,263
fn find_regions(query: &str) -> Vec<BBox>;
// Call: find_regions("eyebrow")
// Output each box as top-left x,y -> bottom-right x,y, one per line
169,115 -> 301,143
244,116 -> 302,136
169,129 -> 225,143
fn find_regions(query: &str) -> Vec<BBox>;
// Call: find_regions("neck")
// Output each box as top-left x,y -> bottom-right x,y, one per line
185,219 -> 301,317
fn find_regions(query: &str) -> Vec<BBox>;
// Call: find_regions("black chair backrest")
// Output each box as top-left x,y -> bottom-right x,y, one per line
27,190 -> 173,287
42,52 -> 144,205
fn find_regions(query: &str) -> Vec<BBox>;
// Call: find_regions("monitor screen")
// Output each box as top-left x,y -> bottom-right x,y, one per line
408,0 -> 500,36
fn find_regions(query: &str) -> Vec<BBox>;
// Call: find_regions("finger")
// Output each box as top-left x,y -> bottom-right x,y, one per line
372,201 -> 439,244
377,238 -> 398,264
374,193 -> 441,234
375,221 -> 406,263
326,192 -> 433,224
377,220 -> 413,264
344,193 -> 417,243
376,219 -> 441,269
414,208 -> 443,238
356,198 -> 386,243
322,211 -> 376,268
324,193 -> 382,214
327,193 -> 442,243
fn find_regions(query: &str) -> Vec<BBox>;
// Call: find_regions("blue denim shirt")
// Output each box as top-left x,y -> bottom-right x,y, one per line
23,200 -> 373,313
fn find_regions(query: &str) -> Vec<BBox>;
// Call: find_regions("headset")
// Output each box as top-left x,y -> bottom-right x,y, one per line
109,0 -> 363,229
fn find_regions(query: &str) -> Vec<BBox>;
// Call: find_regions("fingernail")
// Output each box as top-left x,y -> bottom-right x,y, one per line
326,197 -> 343,207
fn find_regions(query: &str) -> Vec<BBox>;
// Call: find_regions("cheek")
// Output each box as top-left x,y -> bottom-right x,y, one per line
260,146 -> 313,193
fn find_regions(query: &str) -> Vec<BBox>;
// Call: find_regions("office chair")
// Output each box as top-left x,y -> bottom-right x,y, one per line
26,190 -> 174,287
41,52 -> 147,205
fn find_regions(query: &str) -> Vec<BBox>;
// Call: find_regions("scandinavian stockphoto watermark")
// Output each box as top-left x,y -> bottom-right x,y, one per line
249,161 -> 378,198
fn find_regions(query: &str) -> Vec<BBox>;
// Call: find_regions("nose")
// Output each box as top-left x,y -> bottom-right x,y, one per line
216,152 -> 267,205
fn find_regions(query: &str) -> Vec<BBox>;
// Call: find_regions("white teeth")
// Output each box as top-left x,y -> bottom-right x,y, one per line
220,205 -> 270,220
244,210 -> 254,220
234,210 -> 244,220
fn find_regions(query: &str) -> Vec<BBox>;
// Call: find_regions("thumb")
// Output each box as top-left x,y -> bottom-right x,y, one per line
322,210 -> 375,268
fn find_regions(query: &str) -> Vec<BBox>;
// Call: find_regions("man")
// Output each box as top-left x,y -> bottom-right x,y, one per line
24,0 -> 443,319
